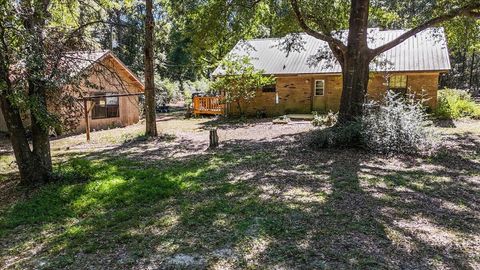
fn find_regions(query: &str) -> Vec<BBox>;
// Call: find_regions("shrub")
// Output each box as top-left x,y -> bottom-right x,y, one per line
311,111 -> 338,127
310,91 -> 439,155
435,89 -> 480,119
362,91 -> 438,155
310,121 -> 362,148
155,77 -> 181,106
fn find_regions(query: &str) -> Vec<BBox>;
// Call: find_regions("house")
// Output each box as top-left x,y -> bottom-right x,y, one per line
213,28 -> 451,116
0,50 -> 144,133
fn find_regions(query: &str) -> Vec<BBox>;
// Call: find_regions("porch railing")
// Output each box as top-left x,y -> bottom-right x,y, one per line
193,96 -> 224,115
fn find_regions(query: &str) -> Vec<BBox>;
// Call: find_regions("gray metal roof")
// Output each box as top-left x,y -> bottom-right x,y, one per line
213,28 -> 451,76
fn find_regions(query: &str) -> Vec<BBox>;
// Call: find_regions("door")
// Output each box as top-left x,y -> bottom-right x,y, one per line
312,79 -> 327,112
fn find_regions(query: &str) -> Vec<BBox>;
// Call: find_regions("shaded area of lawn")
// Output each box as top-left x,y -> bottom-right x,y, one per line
0,130 -> 479,269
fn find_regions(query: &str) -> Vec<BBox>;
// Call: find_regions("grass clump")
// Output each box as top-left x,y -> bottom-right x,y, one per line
435,89 -> 480,120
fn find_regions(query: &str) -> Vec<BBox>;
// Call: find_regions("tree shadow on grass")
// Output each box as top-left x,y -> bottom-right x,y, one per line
0,130 -> 479,269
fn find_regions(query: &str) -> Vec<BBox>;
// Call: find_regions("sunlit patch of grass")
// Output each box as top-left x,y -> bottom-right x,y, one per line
0,117 -> 479,269
0,155 -> 16,181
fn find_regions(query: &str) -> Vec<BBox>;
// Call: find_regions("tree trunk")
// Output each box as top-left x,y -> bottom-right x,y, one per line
338,0 -> 372,123
236,99 -> 243,116
209,128 -> 219,148
339,56 -> 371,123
144,0 -> 158,137
19,0 -> 53,183
0,95 -> 47,184
29,80 -> 52,180
469,51 -> 476,92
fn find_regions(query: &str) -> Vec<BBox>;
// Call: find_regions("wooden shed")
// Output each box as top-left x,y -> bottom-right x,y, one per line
0,50 -> 144,134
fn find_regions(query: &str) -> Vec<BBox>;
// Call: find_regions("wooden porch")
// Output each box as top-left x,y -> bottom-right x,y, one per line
193,96 -> 224,116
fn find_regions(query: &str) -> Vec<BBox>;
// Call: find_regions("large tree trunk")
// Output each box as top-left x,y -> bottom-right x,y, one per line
14,0 -> 53,183
0,95 -> 48,184
144,0 -> 158,137
338,0 -> 372,123
29,80 -> 53,180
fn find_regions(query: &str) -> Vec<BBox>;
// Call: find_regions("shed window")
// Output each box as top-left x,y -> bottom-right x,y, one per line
314,80 -> 325,96
262,84 -> 276,92
389,75 -> 407,95
92,93 -> 119,119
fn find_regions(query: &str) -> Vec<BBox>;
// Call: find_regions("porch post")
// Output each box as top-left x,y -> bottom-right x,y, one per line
84,99 -> 90,142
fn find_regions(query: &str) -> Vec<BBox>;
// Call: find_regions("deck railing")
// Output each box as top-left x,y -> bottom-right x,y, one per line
193,96 -> 224,115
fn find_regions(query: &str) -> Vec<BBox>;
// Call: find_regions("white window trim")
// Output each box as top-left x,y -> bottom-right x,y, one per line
314,80 -> 325,96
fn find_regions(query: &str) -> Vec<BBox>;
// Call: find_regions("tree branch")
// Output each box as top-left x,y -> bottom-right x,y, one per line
371,3 -> 480,56
289,0 -> 347,53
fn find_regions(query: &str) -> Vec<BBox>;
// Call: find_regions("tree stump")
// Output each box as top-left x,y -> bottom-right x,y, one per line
209,128 -> 219,148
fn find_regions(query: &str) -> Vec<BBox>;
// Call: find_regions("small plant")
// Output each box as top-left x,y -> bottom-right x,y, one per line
311,111 -> 338,127
435,89 -> 480,119
362,91 -> 438,155
273,115 -> 290,124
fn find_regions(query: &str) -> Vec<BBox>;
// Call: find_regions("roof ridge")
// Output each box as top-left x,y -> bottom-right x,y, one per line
214,27 -> 450,76
243,27 -> 445,42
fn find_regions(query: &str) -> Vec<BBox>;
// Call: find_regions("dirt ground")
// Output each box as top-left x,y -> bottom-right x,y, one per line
0,114 -> 479,269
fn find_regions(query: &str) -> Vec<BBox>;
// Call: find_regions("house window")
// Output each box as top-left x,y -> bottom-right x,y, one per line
92,93 -> 119,119
314,80 -> 325,96
262,84 -> 276,92
389,75 -> 407,95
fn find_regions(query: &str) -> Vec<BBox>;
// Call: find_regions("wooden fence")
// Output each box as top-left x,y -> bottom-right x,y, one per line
193,96 -> 224,115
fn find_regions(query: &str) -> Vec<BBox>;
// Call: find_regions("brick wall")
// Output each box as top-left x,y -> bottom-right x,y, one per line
227,72 -> 440,116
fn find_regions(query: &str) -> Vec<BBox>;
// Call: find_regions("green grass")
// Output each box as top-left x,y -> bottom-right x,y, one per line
0,151 -> 300,268
0,134 -> 479,269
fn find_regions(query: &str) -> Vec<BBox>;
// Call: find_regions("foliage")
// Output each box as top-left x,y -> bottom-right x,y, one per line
154,76 -> 212,108
309,121 -> 362,149
362,91 -> 439,155
212,56 -> 274,115
166,0 -> 296,78
435,89 -> 480,119
154,76 -> 180,106
311,111 -> 338,127
311,92 -> 439,155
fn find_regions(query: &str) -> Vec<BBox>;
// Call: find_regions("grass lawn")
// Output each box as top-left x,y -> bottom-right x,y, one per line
0,116 -> 479,269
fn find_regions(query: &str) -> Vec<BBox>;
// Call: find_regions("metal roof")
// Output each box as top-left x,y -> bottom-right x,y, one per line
213,28 -> 451,76
63,50 -> 144,89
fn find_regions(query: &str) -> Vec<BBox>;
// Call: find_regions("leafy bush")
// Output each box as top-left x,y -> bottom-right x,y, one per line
154,76 -> 181,106
310,91 -> 438,155
310,121 -> 362,148
362,91 -> 438,155
311,111 -> 338,127
435,89 -> 480,119
212,55 -> 274,115
182,77 -> 212,107
154,77 -> 213,109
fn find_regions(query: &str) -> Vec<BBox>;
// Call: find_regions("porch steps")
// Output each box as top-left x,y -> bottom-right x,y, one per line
286,114 -> 315,120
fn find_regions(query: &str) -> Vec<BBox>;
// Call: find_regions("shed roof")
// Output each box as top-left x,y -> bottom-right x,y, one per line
213,28 -> 451,76
64,50 -> 144,91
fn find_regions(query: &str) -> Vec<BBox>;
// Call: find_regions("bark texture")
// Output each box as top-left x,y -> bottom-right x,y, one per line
338,0 -> 372,123
144,0 -> 158,137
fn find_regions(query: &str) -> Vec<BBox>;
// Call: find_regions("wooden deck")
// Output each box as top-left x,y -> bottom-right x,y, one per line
193,96 -> 224,116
